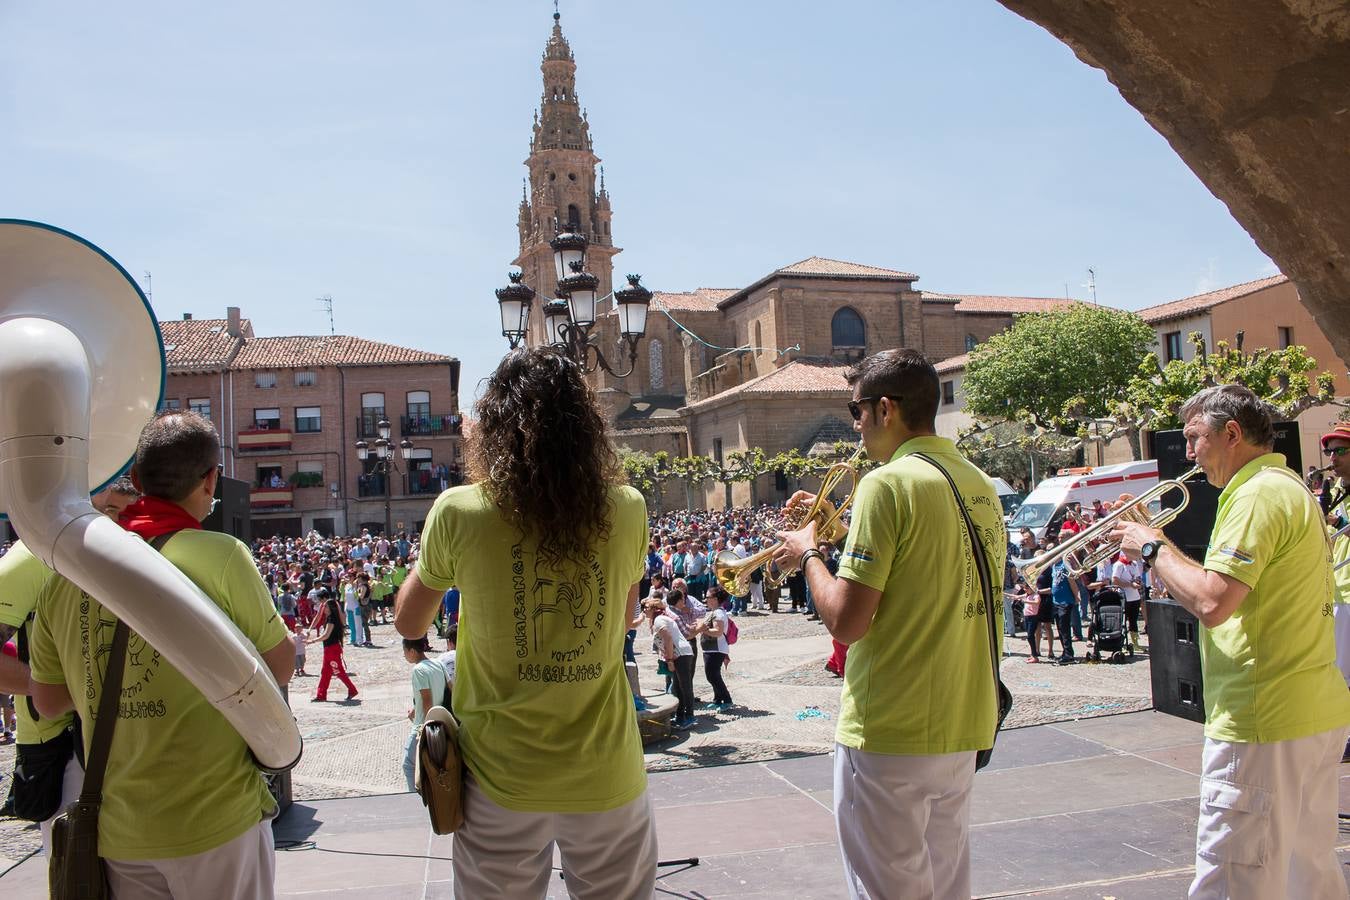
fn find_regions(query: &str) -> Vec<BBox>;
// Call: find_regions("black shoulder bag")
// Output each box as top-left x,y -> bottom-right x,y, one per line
49,531 -> 176,899
915,453 -> 1014,771
9,614 -> 80,823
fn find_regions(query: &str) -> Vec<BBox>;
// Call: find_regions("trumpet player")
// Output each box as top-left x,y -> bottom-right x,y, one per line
1110,384 -> 1350,900
774,349 -> 1006,900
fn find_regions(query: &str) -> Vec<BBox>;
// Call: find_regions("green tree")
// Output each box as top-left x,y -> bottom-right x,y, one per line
963,304 -> 1157,435
958,422 -> 1079,488
1124,333 -> 1338,430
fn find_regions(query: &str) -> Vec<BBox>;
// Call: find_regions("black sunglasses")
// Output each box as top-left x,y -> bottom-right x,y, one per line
1327,447 -> 1350,459
847,395 -> 900,422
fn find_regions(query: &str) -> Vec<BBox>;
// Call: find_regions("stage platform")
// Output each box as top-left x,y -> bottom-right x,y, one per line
4,710 -> 1349,898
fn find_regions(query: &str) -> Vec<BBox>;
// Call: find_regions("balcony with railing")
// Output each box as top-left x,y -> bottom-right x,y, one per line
357,473 -> 389,499
238,428 -> 293,452
400,414 -> 462,438
355,413 -> 386,439
250,487 -> 294,508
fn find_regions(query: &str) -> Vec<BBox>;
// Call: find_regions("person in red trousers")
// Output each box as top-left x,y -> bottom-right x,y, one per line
309,596 -> 358,702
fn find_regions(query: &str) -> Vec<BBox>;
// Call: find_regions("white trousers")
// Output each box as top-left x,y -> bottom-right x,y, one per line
105,817 -> 276,900
1335,604 -> 1350,686
1189,727 -> 1349,900
452,776 -> 657,900
750,583 -> 765,608
833,743 -> 976,900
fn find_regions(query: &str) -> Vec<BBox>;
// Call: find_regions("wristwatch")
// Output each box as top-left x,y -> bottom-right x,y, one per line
799,549 -> 825,570
1140,540 -> 1160,566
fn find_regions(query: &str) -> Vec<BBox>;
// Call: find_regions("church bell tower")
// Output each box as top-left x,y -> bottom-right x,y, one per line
513,11 -> 619,348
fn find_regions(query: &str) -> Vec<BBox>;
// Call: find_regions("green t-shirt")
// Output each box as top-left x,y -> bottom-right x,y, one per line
835,436 -> 1008,755
1200,454 -> 1350,743
1332,499 -> 1350,605
416,483 -> 649,813
28,530 -> 290,860
0,541 -> 71,744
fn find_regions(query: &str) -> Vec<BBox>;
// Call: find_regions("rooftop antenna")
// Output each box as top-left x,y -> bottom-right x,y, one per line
1083,267 -> 1098,304
142,271 -> 152,304
317,295 -> 334,335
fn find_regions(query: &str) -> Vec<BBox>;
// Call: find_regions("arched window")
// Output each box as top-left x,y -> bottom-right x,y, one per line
831,307 -> 866,350
754,320 -> 763,352
965,333 -> 978,352
648,339 -> 665,392
567,204 -> 581,230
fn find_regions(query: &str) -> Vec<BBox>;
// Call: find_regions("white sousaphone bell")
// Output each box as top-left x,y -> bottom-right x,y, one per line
0,219 -> 302,771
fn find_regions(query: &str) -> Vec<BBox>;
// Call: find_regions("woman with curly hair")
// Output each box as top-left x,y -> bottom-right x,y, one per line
395,347 -> 656,900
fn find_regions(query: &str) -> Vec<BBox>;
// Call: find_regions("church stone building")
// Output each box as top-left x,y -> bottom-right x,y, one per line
512,14 -> 1072,508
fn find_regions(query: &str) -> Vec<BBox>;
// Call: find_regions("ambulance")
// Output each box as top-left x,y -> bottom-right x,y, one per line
1006,460 -> 1160,544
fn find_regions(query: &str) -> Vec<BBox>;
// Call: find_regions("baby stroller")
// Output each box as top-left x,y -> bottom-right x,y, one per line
1089,588 -> 1134,662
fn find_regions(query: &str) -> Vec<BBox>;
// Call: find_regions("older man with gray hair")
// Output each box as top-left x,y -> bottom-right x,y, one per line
1112,384 -> 1350,899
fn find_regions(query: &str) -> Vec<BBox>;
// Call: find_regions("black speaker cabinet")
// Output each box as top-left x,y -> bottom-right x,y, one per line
1147,599 -> 1206,723
1150,422 -> 1302,563
203,475 -> 252,545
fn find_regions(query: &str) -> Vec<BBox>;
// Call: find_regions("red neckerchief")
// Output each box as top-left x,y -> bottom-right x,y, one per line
119,496 -> 203,540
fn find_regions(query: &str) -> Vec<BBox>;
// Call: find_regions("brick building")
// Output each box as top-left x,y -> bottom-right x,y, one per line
508,13 -> 1075,508
933,274 -> 1350,471
160,308 -> 462,538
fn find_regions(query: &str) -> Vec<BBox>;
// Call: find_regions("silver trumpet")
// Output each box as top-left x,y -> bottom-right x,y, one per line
1017,466 -> 1206,584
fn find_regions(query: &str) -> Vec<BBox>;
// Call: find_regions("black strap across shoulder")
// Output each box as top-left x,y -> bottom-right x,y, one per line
912,454 -> 1003,722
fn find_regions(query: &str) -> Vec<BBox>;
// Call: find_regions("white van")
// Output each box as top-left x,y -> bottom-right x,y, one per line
1006,460 -> 1160,543
991,477 -> 1024,523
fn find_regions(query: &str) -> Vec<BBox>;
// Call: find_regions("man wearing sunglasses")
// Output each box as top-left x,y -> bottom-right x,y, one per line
775,348 -> 1007,900
1321,423 -> 1350,693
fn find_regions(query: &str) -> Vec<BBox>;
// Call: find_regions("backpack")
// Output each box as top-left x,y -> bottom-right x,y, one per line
725,616 -> 739,645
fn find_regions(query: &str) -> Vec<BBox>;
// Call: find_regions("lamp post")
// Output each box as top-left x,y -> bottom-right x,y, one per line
355,418 -> 414,537
494,227 -> 653,376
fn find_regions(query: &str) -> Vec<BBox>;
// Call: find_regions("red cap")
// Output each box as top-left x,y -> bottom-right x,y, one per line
1320,423 -> 1350,449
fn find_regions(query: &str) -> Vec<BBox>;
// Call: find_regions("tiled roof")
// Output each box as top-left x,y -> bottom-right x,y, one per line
159,318 -> 250,371
229,335 -> 452,370
719,256 -> 918,309
801,417 -> 858,455
776,257 -> 918,280
616,396 -> 686,422
934,353 -> 969,374
1136,274 -> 1289,325
687,359 -> 852,409
651,289 -> 737,313
921,292 -> 1081,314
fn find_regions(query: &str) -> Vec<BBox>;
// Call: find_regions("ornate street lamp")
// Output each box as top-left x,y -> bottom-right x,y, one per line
354,428 -> 416,537
495,271 -> 535,350
493,227 -> 653,377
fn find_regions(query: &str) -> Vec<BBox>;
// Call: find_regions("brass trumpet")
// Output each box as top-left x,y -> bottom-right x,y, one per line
714,447 -> 865,595
1016,466 -> 1205,584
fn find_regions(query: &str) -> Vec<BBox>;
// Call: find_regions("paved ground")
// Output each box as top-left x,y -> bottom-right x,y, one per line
7,709 -> 1350,898
0,605 -> 1153,876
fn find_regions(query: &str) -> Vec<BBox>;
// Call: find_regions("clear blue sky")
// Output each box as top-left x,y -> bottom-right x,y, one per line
1,1 -> 1275,398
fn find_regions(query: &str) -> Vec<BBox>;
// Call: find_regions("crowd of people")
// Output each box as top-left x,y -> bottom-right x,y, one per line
1004,504 -> 1163,666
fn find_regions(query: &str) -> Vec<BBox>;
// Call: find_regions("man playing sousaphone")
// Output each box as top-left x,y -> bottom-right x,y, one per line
774,348 -> 1007,900
28,411 -> 296,897
1111,384 -> 1350,899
